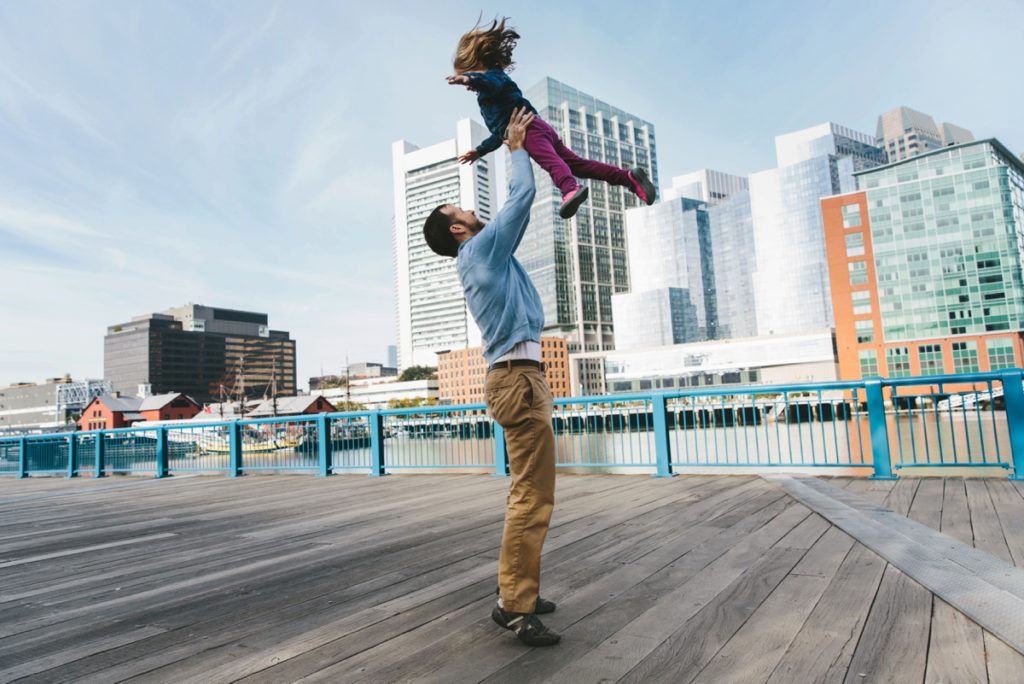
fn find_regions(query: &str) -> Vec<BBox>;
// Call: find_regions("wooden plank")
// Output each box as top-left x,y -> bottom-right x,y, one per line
264,485 -> 793,684
692,526 -> 854,683
766,542 -> 886,684
108,477 -> 755,683
965,480 -> 1024,682
926,479 -> 986,683
988,480 -> 1024,566
843,566 -> 931,683
617,546 -> 808,683
771,477 -> 1024,654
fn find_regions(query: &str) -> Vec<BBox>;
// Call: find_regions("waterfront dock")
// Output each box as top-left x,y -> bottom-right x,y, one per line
3,473 -> 1024,682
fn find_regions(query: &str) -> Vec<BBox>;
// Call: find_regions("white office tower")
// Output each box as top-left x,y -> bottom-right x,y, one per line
662,169 -> 748,205
392,119 -> 496,370
750,123 -> 885,336
612,198 -> 714,350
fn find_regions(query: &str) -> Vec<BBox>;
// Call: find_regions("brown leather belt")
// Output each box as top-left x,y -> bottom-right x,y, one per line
488,359 -> 545,373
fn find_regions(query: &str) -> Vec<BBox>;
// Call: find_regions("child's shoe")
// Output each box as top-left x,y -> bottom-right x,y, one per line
559,185 -> 590,219
628,167 -> 657,206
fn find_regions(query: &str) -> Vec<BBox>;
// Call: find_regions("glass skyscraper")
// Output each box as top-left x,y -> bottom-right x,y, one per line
707,190 -> 757,339
612,197 -> 714,349
750,123 -> 885,336
517,77 -> 658,352
822,139 -> 1024,380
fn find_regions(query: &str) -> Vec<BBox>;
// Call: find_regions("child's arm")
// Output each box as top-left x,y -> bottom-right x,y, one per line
446,70 -> 506,94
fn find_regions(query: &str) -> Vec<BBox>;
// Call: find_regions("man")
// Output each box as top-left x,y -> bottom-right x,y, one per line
422,107 -> 560,647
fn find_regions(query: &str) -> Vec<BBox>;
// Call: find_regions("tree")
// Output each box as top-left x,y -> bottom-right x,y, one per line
398,365 -> 437,382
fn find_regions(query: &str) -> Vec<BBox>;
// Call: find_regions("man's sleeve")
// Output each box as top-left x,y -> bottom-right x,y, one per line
474,149 -> 535,263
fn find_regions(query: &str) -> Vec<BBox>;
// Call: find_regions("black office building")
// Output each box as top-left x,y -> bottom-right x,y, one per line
104,304 -> 297,405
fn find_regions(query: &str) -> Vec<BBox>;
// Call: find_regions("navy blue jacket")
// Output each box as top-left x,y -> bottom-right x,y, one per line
464,69 -> 538,157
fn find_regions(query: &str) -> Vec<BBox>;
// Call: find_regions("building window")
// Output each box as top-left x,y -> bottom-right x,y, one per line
918,344 -> 945,375
855,319 -> 874,343
859,349 -> 879,377
952,341 -> 980,373
849,261 -> 868,286
986,338 -> 1017,370
852,290 -> 872,315
845,232 -> 865,257
886,347 -> 912,378
842,203 -> 862,228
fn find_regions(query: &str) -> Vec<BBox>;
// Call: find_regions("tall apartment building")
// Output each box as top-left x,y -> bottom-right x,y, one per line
822,139 -> 1024,380
517,77 -> 658,353
104,304 -> 296,404
750,122 -> 886,337
662,169 -> 748,205
436,337 -> 570,405
612,198 -> 715,349
392,119 -> 497,370
876,106 -> 974,162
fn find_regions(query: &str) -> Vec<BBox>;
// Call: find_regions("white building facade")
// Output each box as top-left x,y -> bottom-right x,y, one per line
392,119 -> 496,370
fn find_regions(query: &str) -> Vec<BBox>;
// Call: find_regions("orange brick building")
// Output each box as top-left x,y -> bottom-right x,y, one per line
437,337 -> 571,404
78,392 -> 200,431
822,191 -> 1024,385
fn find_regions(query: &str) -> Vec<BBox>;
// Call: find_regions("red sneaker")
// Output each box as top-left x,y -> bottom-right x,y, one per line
628,167 -> 657,206
559,185 -> 590,219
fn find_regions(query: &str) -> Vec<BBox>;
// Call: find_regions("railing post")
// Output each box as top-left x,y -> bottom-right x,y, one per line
229,422 -> 242,477
369,411 -> 386,476
865,378 -> 897,480
18,436 -> 27,479
95,432 -> 105,478
155,428 -> 168,479
317,414 -> 333,477
493,422 -> 509,477
652,393 -> 675,477
67,432 -> 78,478
1003,370 -> 1024,480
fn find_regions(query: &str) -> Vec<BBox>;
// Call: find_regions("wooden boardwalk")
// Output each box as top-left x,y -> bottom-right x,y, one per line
2,473 -> 1024,683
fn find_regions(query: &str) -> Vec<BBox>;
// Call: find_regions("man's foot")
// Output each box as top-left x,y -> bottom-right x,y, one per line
495,586 -> 556,614
492,604 -> 562,646
628,167 -> 657,205
559,185 -> 589,219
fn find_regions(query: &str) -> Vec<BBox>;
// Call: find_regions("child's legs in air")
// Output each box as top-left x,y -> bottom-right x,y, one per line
523,119 -> 579,197
551,136 -> 631,187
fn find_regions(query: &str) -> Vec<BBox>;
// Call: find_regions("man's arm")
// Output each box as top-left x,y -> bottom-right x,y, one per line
473,108 -> 536,264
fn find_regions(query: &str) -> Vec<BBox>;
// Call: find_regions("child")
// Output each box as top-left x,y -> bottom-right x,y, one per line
446,17 -> 656,220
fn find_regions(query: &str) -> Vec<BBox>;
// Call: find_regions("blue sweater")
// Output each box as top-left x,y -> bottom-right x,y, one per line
457,150 -> 544,365
464,69 -> 538,157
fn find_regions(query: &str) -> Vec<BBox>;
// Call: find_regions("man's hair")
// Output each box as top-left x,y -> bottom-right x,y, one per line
423,205 -> 459,258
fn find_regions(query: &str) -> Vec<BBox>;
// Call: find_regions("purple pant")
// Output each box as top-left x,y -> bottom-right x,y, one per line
523,117 -> 632,197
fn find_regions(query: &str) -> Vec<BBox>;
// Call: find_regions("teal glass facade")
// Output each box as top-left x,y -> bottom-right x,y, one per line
857,141 -> 1024,343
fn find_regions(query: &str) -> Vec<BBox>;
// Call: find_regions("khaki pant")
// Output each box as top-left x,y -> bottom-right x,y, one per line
484,365 -> 556,614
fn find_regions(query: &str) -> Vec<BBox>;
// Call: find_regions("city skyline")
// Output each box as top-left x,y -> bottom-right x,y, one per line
2,0 -> 1023,389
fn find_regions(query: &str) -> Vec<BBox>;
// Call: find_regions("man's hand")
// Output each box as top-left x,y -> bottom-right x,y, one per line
504,107 -> 535,153
459,149 -> 480,165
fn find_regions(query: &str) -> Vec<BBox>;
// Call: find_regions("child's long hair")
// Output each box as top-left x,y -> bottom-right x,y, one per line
454,17 -> 520,72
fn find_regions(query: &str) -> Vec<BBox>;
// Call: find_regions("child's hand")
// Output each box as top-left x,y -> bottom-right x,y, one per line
459,149 -> 480,165
446,74 -> 471,87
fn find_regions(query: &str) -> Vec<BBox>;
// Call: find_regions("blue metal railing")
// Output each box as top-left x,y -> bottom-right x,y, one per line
2,370 -> 1022,480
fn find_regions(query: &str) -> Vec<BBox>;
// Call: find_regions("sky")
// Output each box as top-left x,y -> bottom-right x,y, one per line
1,0 -> 1022,391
